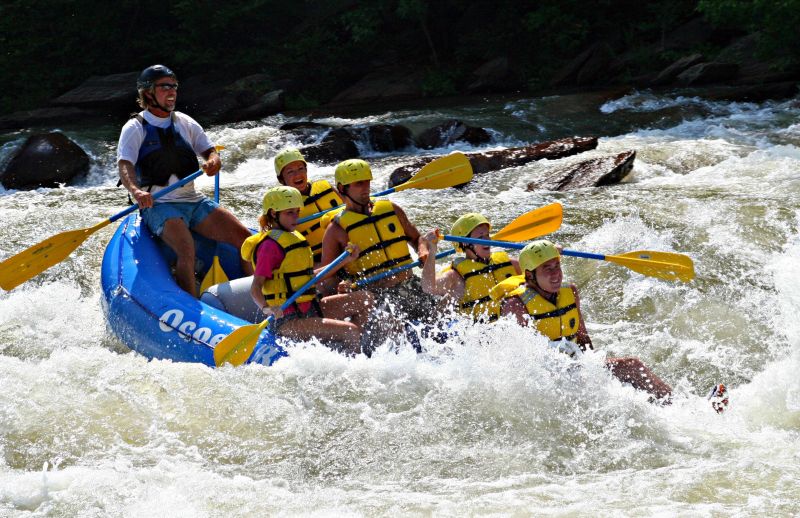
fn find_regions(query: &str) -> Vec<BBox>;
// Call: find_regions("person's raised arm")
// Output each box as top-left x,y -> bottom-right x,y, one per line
420,230 -> 463,303
571,284 -> 593,351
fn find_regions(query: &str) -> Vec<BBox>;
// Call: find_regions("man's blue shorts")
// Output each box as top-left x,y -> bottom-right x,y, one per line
141,198 -> 219,237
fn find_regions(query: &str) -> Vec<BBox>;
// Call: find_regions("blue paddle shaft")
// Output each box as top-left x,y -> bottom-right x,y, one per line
355,248 -> 455,288
110,169 -> 204,223
441,235 -> 607,261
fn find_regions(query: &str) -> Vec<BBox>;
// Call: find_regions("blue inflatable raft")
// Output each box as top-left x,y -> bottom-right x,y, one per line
101,214 -> 286,367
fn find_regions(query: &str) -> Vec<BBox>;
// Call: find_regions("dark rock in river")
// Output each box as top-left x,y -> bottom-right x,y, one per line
467,56 -> 511,93
526,150 -> 635,191
51,72 -> 139,110
0,107 -> 105,131
1,133 -> 90,190
551,42 -> 615,87
301,128 -> 359,164
676,62 -> 739,86
652,54 -> 705,86
328,67 -> 426,106
363,124 -> 413,152
415,120 -> 491,149
388,136 -> 598,187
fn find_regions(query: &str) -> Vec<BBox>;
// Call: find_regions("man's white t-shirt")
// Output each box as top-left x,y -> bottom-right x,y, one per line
117,110 -> 213,203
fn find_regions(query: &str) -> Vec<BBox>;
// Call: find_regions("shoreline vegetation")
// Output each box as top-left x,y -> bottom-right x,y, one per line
1,1 -> 799,131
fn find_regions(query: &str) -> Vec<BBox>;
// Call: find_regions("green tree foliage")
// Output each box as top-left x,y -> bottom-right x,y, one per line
0,0 -> 792,116
698,0 -> 800,66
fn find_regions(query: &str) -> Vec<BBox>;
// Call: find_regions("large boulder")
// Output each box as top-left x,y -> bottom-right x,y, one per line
362,124 -> 414,152
551,42 -> 615,87
301,128 -> 359,164
388,136 -> 598,187
651,53 -> 705,86
676,62 -> 739,86
328,68 -> 426,106
467,56 -> 511,92
51,71 -> 138,110
415,120 -> 491,150
180,73 -> 285,123
526,150 -> 635,191
1,133 -> 90,190
0,107 -> 105,131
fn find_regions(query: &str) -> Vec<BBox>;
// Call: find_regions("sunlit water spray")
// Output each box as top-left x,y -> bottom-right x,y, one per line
1,91 -> 799,515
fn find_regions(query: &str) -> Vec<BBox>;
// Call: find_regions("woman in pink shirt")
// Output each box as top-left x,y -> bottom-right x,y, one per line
242,186 -> 373,355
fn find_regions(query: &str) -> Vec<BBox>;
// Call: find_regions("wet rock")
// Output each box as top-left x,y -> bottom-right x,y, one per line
388,136 -> 598,187
186,74 -> 284,123
228,90 -> 285,121
1,132 -> 90,190
696,82 -> 799,103
301,128 -> 359,164
676,62 -> 739,86
467,56 -> 511,92
280,122 -> 332,131
652,53 -> 705,86
51,71 -> 138,110
526,150 -> 635,191
363,124 -> 413,152
328,68 -> 426,106
551,42 -> 615,87
0,107 -> 105,131
415,120 -> 491,149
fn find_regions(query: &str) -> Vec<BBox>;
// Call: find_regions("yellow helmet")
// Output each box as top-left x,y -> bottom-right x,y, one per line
451,213 -> 491,252
335,159 -> 372,186
274,149 -> 307,178
262,186 -> 302,215
519,240 -> 560,272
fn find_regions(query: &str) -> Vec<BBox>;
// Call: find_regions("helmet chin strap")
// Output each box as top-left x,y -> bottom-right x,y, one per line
465,245 -> 489,264
342,185 -> 370,213
146,89 -> 171,115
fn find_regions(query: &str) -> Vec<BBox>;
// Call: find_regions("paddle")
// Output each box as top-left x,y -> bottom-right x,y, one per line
353,203 -> 564,288
199,164 -> 229,293
296,152 -> 473,225
213,248 -> 353,367
441,235 -> 695,282
0,169 -> 204,291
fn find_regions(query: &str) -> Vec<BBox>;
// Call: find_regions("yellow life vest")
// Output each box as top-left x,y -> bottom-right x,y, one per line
333,199 -> 413,279
492,276 -> 580,341
444,251 -> 517,322
296,180 -> 342,262
240,229 -> 316,307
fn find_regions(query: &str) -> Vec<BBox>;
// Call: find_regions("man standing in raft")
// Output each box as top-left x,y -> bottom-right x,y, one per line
117,64 -> 252,297
420,213 -> 521,322
273,149 -> 342,265
319,159 -> 437,324
493,240 -> 673,401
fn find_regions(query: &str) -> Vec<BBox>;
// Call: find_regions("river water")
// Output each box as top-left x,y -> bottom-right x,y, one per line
1,90 -> 799,516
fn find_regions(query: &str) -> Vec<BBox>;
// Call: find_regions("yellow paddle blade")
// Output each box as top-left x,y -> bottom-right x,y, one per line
0,219 -> 110,290
199,255 -> 229,294
606,251 -> 695,282
393,152 -> 473,192
491,203 -> 563,242
213,319 -> 270,367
